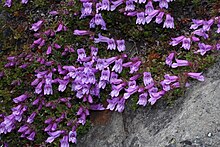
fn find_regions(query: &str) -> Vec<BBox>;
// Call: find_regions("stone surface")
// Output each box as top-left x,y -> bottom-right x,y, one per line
76,60 -> 220,147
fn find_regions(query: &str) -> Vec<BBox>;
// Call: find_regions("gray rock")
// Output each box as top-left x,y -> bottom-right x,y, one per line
77,60 -> 220,147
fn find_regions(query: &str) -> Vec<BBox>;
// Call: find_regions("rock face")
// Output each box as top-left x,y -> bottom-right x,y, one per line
76,61 -> 220,147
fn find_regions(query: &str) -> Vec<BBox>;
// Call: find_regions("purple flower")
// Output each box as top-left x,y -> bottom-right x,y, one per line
96,2 -> 102,13
94,13 -> 106,30
96,59 -> 106,70
13,94 -> 28,103
216,44 -> 220,50
30,20 -> 43,32
139,0 -> 146,4
136,12 -> 146,25
125,0 -> 135,11
123,81 -> 139,99
169,35 -> 185,46
191,36 -> 200,42
18,125 -> 28,133
159,0 -> 169,9
137,93 -> 148,106
27,112 -> 37,124
160,80 -> 171,91
155,11 -> 164,24
46,46 -> 52,55
163,74 -> 178,84
110,0 -> 124,11
187,72 -> 204,81
202,19 -> 214,31
21,0 -> 29,4
60,135 -> 69,147
56,23 -> 63,32
69,131 -> 77,144
110,82 -> 126,97
148,88 -> 165,105
107,97 -> 119,110
165,52 -> 175,66
193,29 -> 209,39
91,46 -> 98,56
110,72 -> 123,84
116,40 -> 126,52
143,72 -> 154,89
115,98 -> 125,112
190,19 -> 204,30
77,48 -> 86,62
163,14 -> 174,29
58,79 -> 69,92
112,59 -> 123,73
130,60 -> 141,74
46,130 -> 64,143
171,59 -> 190,68
181,37 -> 191,50
107,38 -> 116,50
81,2 -> 93,18
27,131 -> 35,141
49,11 -> 59,16
100,68 -> 110,81
94,33 -> 109,43
73,30 -> 91,36
101,0 -> 110,11
145,10 -> 160,24
195,43 -> 212,56
4,0 -> 12,7
44,84 -> 53,95
145,1 -> 154,15
90,104 -> 105,110
216,21 -> 220,33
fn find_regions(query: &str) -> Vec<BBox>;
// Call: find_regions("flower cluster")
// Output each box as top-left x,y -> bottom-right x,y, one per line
170,17 -> 220,55
1,0 -> 219,146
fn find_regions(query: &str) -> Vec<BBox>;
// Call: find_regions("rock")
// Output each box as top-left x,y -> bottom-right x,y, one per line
76,60 -> 220,147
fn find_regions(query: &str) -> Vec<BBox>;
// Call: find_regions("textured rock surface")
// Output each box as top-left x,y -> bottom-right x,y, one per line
76,60 -> 220,147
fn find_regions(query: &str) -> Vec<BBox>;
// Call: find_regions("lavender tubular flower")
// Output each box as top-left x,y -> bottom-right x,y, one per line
4,0 -> 12,7
187,72 -> 204,81
110,0 -> 124,11
107,97 -> 119,110
13,94 -> 28,103
116,40 -> 126,52
112,59 -> 123,73
101,0 -> 110,11
165,52 -> 175,66
181,37 -> 191,50
163,14 -> 174,29
171,59 -> 190,68
145,1 -> 154,15
155,11 -> 164,24
21,0 -> 28,4
68,131 -> 77,144
30,20 -> 44,32
190,19 -> 204,30
27,131 -> 35,141
73,30 -> 91,36
143,72 -> 154,89
115,98 -> 125,112
202,19 -> 214,31
195,43 -> 212,56
145,10 -> 160,24
81,2 -> 93,18
136,12 -> 145,25
125,0 -> 135,11
46,130 -> 64,143
60,136 -> 69,147
137,93 -> 148,106
27,112 -> 37,124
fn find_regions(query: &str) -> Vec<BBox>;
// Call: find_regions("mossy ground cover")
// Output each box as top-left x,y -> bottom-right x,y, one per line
0,0 -> 219,146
